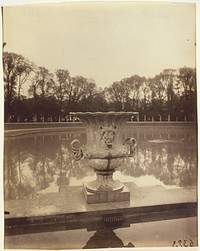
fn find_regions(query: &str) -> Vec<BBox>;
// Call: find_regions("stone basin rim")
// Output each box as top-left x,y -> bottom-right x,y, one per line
70,111 -> 139,116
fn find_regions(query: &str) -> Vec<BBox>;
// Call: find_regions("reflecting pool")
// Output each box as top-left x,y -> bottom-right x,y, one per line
4,125 -> 197,201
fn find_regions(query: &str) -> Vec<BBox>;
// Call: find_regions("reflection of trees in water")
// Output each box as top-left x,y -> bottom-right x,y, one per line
173,153 -> 196,187
4,140 -> 35,200
120,137 -> 197,187
54,143 -> 71,188
4,133 -> 90,200
27,136 -> 59,192
5,135 -> 63,200
54,137 -> 92,188
4,130 -> 197,200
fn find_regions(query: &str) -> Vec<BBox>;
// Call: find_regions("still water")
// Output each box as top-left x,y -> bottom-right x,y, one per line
4,125 -> 197,201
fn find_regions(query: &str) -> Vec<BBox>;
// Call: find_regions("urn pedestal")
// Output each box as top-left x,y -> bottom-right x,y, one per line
70,112 -> 137,204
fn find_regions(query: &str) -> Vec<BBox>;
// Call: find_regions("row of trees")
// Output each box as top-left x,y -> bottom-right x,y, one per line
3,51 -> 197,122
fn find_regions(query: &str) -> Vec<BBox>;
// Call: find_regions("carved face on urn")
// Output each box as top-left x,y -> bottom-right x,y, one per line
99,125 -> 118,149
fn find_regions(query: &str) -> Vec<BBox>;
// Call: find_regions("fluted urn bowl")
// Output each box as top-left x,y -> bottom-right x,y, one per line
70,112 -> 137,198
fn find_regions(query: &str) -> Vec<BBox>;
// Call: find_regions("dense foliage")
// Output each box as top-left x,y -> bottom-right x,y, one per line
3,52 -> 196,122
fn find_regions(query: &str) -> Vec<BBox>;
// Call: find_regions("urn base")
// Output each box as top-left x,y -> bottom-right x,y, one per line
84,169 -> 124,193
83,184 -> 130,204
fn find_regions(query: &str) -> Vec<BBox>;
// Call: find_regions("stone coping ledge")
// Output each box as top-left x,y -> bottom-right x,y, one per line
4,126 -> 84,138
4,122 -> 196,138
5,183 -> 197,236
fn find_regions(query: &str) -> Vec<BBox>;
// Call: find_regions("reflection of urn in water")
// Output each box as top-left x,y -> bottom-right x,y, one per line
70,112 -> 137,204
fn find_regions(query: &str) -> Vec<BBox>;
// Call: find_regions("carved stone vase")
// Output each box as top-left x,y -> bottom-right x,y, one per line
70,112 -> 137,204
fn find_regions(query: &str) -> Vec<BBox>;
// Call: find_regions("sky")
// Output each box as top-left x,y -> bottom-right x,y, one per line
2,2 -> 196,89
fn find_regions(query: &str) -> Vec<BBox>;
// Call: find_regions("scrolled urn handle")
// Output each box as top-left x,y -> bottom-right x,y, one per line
123,137 -> 137,156
70,139 -> 83,160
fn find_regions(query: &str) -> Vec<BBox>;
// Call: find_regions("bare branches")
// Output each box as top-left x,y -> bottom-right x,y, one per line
3,51 -> 196,122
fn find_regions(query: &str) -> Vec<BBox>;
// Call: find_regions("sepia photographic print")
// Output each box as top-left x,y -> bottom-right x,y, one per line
2,0 -> 198,250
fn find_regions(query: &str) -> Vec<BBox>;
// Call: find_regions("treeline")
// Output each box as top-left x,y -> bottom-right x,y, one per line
3,51 -> 196,122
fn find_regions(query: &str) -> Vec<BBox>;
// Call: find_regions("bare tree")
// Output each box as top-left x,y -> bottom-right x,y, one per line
3,52 -> 33,122
28,67 -> 54,121
54,69 -> 71,121
178,67 -> 196,101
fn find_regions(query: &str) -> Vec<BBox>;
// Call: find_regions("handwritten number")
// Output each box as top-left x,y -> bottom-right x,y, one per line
189,239 -> 194,247
172,239 -> 194,247
172,241 -> 176,247
178,240 -> 183,247
183,240 -> 188,247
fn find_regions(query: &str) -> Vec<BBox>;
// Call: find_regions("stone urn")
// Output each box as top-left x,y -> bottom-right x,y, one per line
70,112 -> 137,204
